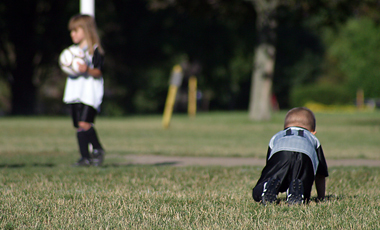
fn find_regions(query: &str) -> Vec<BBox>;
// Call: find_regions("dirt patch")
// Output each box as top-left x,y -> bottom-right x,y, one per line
123,155 -> 380,167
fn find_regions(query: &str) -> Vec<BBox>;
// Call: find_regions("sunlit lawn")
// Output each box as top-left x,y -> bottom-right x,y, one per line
1,111 -> 380,163
1,111 -> 380,229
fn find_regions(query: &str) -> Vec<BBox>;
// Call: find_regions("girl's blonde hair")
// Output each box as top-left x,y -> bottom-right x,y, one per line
68,14 -> 104,55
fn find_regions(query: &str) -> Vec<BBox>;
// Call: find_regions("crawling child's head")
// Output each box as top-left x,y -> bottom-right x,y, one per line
284,107 -> 316,132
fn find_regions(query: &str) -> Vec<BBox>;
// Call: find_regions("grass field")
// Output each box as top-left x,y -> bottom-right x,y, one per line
1,111 -> 380,229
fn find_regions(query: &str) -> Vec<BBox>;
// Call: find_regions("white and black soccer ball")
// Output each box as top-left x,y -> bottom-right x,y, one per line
59,46 -> 86,76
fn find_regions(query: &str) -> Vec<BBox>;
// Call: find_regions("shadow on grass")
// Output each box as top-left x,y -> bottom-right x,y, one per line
0,163 -> 55,168
0,163 -> 26,168
319,194 -> 344,202
309,194 -> 344,203
272,194 -> 344,205
102,161 -> 180,167
0,161 -> 181,168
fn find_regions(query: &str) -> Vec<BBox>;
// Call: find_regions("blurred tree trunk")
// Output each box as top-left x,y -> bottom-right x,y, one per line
1,0 -> 71,115
4,0 -> 38,115
248,0 -> 278,120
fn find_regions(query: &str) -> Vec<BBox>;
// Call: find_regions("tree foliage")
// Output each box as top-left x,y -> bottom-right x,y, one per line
1,0 -> 380,115
0,0 -> 76,114
325,17 -> 380,98
95,0 -> 257,113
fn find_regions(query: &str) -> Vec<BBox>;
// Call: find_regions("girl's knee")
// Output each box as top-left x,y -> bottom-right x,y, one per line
78,121 -> 92,131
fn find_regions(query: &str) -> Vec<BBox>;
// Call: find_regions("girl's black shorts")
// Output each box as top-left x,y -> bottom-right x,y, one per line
70,103 -> 97,128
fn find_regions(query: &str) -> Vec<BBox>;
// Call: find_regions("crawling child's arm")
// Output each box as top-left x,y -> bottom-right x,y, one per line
315,174 -> 326,200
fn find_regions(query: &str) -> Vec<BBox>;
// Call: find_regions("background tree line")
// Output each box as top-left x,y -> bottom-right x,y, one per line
1,0 -> 380,116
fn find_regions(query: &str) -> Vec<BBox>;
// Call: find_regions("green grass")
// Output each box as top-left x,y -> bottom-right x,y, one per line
1,111 -> 380,162
1,111 -> 380,229
1,165 -> 380,229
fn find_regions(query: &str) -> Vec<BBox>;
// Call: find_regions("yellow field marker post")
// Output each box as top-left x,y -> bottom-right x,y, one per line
356,88 -> 364,110
188,76 -> 197,118
162,65 -> 183,129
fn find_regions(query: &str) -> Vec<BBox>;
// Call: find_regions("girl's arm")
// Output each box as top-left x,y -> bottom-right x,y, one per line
78,47 -> 104,78
77,63 -> 102,78
86,66 -> 102,78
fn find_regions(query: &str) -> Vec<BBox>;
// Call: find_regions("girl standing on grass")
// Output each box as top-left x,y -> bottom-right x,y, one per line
62,14 -> 105,166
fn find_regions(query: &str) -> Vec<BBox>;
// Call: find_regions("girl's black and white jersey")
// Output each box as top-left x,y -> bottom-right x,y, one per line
63,44 -> 104,110
267,127 -> 328,176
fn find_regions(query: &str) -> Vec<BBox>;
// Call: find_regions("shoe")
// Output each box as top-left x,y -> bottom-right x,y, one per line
287,179 -> 304,205
73,158 -> 91,167
261,178 -> 281,205
91,149 -> 105,166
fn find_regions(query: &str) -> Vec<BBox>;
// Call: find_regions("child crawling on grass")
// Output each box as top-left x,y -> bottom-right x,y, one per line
252,107 -> 328,205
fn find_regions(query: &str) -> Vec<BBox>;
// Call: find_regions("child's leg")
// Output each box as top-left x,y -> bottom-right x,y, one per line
80,124 -> 104,150
252,182 -> 265,202
76,104 -> 105,166
289,152 -> 315,201
78,122 -> 105,166
76,104 -> 102,148
252,151 -> 294,202
70,103 -> 91,166
77,129 -> 91,159
71,103 -> 103,163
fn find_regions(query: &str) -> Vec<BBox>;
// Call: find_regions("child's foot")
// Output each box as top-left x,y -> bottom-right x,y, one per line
287,179 -> 304,205
73,158 -> 91,167
261,178 -> 281,205
91,149 -> 105,166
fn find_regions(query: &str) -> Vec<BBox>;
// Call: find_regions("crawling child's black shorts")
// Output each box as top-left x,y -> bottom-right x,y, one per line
70,103 -> 97,128
252,151 -> 315,202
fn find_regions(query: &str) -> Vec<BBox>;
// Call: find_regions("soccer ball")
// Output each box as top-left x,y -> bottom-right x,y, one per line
59,46 -> 86,76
